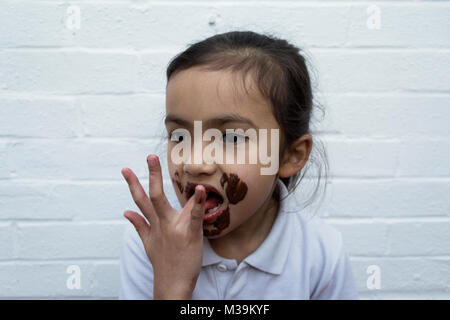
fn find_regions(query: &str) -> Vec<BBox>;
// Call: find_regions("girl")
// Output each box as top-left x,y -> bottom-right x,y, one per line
119,31 -> 358,299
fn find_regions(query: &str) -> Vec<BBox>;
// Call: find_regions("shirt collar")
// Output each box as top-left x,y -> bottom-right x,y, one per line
202,178 -> 296,275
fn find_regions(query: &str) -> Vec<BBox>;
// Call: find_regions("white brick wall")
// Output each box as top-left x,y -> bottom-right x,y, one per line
0,0 -> 449,299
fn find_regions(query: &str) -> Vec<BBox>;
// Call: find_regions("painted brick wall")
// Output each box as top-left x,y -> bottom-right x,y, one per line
0,0 -> 449,299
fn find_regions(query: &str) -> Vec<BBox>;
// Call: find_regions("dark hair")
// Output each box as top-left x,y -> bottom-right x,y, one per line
165,31 -> 329,212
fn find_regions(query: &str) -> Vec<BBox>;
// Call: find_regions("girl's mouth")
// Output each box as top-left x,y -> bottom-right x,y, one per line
203,194 -> 226,224
185,182 -> 226,223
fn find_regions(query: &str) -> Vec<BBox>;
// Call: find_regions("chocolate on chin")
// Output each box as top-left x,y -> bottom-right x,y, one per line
203,229 -> 221,237
203,207 -> 230,237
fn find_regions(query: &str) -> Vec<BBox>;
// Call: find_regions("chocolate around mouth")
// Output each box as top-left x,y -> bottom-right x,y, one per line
173,179 -> 183,194
173,172 -> 248,238
172,171 -> 184,194
204,173 -> 248,237
203,207 -> 230,237
184,182 -> 224,202
204,206 -> 229,228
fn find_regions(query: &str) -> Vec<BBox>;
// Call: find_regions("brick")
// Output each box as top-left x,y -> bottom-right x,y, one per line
397,139 -> 450,177
90,262 -> 121,298
0,181 -> 136,221
345,4 -> 450,48
16,221 -> 127,259
327,219 -> 450,256
2,138 -> 165,179
323,138 -> 399,177
350,257 -> 450,294
323,179 -> 450,218
78,94 -> 166,138
0,223 -> 15,260
310,50 -> 450,93
0,261 -> 118,298
0,50 -> 141,93
4,2 -> 449,49
314,94 -> 450,137
0,97 -> 81,138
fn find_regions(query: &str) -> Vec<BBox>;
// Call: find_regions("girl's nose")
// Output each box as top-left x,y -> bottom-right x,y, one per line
183,161 -> 216,177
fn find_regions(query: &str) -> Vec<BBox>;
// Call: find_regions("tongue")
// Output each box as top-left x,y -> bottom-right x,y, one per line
204,193 -> 222,212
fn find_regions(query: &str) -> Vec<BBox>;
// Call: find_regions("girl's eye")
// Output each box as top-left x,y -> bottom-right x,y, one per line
169,130 -> 187,143
223,133 -> 246,144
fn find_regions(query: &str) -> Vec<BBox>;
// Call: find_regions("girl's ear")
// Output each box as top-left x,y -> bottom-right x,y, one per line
278,134 -> 313,178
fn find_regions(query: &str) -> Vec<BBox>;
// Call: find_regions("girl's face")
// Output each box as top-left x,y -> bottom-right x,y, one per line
165,66 -> 281,239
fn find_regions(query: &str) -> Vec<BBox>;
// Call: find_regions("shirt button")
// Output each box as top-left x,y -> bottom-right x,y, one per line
217,263 -> 227,272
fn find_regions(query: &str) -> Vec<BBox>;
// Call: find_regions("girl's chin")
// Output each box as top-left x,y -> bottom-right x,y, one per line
203,225 -> 230,238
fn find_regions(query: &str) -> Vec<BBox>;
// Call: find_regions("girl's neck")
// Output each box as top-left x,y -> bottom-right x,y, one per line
208,182 -> 280,265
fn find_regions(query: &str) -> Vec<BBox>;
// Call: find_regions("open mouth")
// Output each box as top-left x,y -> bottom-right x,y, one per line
185,182 -> 226,223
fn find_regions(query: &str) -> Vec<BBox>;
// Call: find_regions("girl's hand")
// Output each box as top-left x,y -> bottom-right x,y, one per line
121,154 -> 206,300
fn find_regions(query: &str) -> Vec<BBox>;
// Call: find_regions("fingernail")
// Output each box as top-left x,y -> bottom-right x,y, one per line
148,155 -> 157,167
196,186 -> 204,203
121,168 -> 128,179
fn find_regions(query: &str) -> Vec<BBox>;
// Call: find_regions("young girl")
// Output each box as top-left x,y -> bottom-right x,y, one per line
118,31 -> 358,300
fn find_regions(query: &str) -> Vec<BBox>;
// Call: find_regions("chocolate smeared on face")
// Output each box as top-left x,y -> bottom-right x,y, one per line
203,207 -> 230,237
203,228 -> 221,237
172,171 -> 183,194
221,173 -> 248,204
213,206 -> 230,230
175,180 -> 183,194
203,173 -> 248,237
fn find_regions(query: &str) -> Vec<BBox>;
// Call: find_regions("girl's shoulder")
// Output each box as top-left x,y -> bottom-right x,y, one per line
287,208 -> 345,266
298,213 -> 342,246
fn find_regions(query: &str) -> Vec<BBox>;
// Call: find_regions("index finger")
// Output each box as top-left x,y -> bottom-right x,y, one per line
147,154 -> 174,219
121,167 -> 158,225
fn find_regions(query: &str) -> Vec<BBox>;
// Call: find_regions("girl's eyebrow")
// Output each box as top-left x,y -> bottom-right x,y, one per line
164,113 -> 257,128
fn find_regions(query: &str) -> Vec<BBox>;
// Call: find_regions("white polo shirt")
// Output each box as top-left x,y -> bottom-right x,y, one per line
119,178 -> 359,299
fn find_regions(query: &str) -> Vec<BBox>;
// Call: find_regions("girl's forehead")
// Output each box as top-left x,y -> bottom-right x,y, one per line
166,68 -> 275,125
